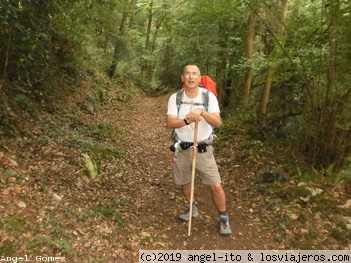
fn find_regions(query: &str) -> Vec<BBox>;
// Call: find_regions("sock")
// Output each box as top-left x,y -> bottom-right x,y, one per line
219,211 -> 227,217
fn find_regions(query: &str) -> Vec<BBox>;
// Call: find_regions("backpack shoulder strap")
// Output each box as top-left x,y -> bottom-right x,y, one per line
177,88 -> 209,116
172,90 -> 184,142
176,89 -> 184,117
202,88 -> 209,111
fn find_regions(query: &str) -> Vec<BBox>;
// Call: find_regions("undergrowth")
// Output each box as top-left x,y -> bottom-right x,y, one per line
218,112 -> 351,250
0,72 -> 136,259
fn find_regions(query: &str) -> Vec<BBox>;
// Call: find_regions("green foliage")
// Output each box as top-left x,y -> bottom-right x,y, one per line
0,0 -> 100,136
329,227 -> 351,244
13,94 -> 30,108
27,235 -> 73,254
0,241 -> 16,256
94,205 -> 125,224
291,185 -> 310,200
310,195 -> 338,214
0,96 -> 19,136
78,122 -> 127,160
0,1 -> 85,83
82,153 -> 99,179
88,123 -> 124,140
87,145 -> 125,160
336,163 -> 351,183
1,0 -> 351,175
0,214 -> 31,234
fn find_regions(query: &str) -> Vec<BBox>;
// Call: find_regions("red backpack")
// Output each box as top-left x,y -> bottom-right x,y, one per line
182,75 -> 218,96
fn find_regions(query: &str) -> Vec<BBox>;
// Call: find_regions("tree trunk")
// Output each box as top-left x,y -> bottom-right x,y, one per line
324,29 -> 337,164
257,0 -> 289,120
241,7 -> 257,106
217,21 -> 230,106
325,1 -> 338,107
146,2 -> 166,84
322,1 -> 340,166
107,0 -> 137,79
258,65 -> 274,119
142,0 -> 154,82
1,25 -> 12,82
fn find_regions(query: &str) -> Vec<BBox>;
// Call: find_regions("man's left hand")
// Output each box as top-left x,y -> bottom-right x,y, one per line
186,109 -> 203,123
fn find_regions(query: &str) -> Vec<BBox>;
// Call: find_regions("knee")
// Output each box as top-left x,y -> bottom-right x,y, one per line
209,184 -> 223,194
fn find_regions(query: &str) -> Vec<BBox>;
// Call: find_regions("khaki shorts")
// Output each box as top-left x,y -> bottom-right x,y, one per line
172,145 -> 221,185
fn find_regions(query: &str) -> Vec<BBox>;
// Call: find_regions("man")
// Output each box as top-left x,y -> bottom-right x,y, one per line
166,64 -> 231,236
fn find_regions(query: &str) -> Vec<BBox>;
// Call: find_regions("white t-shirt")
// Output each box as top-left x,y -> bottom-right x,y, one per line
167,88 -> 220,142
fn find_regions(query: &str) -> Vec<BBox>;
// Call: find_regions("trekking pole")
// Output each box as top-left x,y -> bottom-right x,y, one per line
188,121 -> 198,237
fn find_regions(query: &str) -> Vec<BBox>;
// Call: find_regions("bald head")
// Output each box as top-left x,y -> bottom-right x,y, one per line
183,64 -> 201,76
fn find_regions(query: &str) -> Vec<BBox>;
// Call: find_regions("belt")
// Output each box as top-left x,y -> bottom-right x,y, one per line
169,141 -> 208,152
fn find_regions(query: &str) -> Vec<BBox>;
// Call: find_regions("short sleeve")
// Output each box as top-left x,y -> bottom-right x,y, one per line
167,93 -> 178,116
207,92 -> 220,113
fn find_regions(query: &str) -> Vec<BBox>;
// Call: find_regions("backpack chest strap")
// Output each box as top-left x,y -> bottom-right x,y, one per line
176,89 -> 209,117
180,101 -> 206,106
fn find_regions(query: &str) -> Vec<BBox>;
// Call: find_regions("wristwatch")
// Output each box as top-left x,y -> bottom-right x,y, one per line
199,108 -> 204,115
184,118 -> 190,125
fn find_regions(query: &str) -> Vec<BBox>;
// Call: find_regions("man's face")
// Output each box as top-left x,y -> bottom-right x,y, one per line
182,65 -> 201,88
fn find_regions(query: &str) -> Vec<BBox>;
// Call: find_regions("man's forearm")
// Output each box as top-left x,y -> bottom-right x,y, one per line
166,116 -> 189,129
201,111 -> 222,127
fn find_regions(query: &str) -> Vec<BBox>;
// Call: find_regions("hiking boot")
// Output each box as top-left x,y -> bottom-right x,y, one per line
179,202 -> 198,222
219,214 -> 232,236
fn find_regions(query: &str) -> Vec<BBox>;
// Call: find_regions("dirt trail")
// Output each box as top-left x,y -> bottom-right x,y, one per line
0,92 -> 279,263
2,90 -> 350,262
112,94 -> 279,260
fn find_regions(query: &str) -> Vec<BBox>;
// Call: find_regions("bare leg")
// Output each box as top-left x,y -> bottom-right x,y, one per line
209,184 -> 226,212
181,183 -> 193,203
210,184 -> 231,235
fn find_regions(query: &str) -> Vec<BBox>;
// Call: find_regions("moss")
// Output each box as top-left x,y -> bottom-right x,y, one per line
297,213 -> 307,223
0,214 -> 31,234
0,241 -> 16,256
292,186 -> 311,200
310,195 -> 338,214
330,227 -> 351,244
94,205 -> 125,224
27,235 -> 73,254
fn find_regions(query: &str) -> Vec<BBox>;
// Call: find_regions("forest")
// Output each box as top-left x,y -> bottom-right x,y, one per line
1,0 -> 351,259
1,0 -> 350,175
